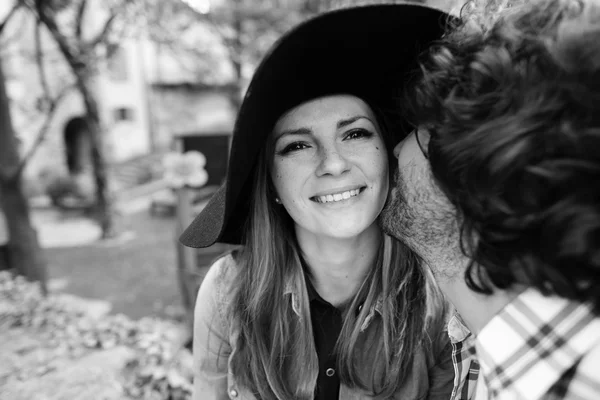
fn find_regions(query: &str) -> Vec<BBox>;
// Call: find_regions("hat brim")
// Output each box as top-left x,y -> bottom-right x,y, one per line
180,2 -> 451,248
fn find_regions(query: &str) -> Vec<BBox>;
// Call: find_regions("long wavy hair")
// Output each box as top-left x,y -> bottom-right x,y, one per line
228,100 -> 448,399
405,0 -> 600,311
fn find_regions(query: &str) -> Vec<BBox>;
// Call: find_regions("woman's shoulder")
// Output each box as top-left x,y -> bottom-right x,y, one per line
202,251 -> 241,293
195,252 -> 242,327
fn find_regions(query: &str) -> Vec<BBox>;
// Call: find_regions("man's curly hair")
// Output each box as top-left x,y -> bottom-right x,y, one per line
406,0 -> 600,311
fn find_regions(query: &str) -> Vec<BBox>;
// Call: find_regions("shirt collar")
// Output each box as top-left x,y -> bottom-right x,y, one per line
475,287 -> 600,400
447,311 -> 472,344
283,274 -> 383,328
304,274 -> 322,303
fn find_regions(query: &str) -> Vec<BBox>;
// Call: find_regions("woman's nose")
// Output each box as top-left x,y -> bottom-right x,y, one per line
316,146 -> 350,177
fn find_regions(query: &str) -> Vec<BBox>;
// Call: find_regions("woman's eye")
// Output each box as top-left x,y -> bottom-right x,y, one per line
344,128 -> 373,140
279,142 -> 310,155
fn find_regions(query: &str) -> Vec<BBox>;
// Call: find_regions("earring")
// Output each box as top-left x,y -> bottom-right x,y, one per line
275,197 -> 281,204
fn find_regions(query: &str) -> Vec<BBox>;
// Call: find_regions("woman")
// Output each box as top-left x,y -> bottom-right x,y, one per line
180,3 -> 455,400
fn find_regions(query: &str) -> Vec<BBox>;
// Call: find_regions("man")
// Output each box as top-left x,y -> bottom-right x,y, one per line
381,0 -> 600,399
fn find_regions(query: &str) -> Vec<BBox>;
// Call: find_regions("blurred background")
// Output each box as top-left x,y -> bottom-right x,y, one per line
0,0 -> 462,399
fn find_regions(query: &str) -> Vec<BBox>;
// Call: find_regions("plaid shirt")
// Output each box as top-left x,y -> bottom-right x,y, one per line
448,312 -> 481,400
475,288 -> 600,400
448,289 -> 600,400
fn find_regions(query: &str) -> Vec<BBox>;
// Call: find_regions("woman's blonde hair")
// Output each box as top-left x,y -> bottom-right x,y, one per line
228,103 -> 447,399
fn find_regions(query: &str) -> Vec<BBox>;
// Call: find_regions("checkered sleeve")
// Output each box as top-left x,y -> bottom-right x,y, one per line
544,341 -> 600,400
450,334 -> 480,400
475,289 -> 600,400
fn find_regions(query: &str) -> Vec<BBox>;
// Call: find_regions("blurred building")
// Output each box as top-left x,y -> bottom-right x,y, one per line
0,0 -> 236,196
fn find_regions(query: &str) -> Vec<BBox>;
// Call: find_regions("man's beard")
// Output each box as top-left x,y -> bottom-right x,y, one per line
380,162 -> 463,280
380,167 -> 416,242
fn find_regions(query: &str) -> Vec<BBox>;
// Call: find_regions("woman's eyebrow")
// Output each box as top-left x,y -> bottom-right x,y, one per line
274,115 -> 373,142
337,115 -> 373,129
274,127 -> 312,142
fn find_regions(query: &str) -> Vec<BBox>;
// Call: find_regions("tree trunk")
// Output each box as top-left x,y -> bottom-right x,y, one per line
0,53 -> 48,293
73,69 -> 117,239
35,3 -> 117,239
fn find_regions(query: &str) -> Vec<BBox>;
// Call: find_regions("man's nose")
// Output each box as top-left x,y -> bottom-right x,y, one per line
393,141 -> 403,159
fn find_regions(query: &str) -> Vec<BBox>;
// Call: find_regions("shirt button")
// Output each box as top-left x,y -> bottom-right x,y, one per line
229,389 -> 238,397
326,368 -> 335,377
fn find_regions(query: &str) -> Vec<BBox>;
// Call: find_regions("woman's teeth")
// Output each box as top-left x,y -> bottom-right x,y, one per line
315,189 -> 361,203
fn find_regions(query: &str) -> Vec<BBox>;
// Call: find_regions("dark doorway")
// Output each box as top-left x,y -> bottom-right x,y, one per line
178,133 -> 230,186
63,117 -> 91,174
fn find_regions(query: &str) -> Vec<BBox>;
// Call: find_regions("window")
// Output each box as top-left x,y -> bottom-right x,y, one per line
114,107 -> 135,122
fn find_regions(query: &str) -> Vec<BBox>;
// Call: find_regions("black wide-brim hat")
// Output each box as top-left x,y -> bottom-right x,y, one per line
180,2 -> 451,248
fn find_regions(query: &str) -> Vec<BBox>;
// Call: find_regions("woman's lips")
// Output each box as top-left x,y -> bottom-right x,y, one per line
311,187 -> 366,203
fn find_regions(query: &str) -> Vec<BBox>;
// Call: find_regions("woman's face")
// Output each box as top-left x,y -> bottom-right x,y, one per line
270,94 -> 389,240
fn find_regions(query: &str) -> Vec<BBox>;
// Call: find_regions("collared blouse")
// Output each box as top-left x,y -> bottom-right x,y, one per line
193,255 -> 455,400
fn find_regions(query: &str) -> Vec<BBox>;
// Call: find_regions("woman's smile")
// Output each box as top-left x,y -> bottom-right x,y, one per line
311,186 -> 366,204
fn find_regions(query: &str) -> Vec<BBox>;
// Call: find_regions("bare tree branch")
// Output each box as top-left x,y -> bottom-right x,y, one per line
33,1 -> 81,71
175,0 -> 229,40
75,0 -> 88,39
0,15 -> 27,48
0,2 -> 22,36
15,17 -> 73,175
28,0 -> 133,238
34,20 -> 51,100
89,0 -> 136,49
16,84 -> 73,175
90,10 -> 117,48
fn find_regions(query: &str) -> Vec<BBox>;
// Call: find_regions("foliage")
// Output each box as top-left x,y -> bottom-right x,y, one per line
43,173 -> 83,206
0,271 -> 194,400
163,151 -> 208,189
144,0 -> 328,102
39,168 -> 95,210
